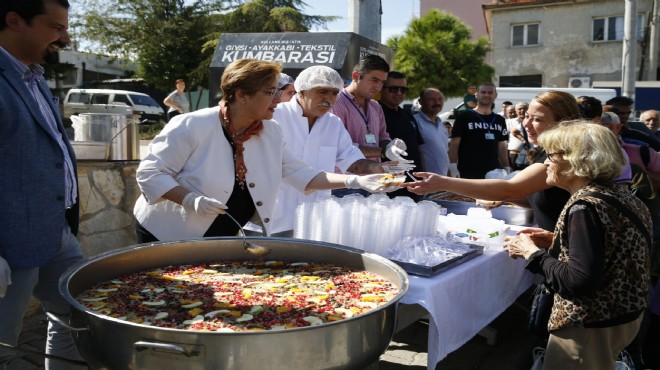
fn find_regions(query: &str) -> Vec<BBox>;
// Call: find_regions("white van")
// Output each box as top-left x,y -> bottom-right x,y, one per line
63,89 -> 165,123
439,87 -> 618,125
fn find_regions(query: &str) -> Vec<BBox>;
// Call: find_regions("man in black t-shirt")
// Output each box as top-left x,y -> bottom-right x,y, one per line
379,71 -> 423,200
449,82 -> 509,179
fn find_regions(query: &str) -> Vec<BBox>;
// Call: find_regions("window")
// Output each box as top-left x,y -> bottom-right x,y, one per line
499,74 -> 542,88
129,94 -> 160,107
91,94 -> 109,104
511,23 -> 540,47
592,15 -> 644,41
68,93 -> 90,104
113,94 -> 132,106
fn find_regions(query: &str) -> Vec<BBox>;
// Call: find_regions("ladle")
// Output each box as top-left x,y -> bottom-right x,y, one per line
223,212 -> 272,257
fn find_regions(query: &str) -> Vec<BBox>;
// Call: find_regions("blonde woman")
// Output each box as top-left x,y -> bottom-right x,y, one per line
504,122 -> 650,369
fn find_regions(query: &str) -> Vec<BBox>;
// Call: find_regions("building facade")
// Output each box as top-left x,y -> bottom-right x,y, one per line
482,0 -> 658,88
420,0 -> 488,39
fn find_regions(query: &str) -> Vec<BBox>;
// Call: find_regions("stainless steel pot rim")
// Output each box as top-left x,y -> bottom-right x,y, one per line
61,237 -> 409,335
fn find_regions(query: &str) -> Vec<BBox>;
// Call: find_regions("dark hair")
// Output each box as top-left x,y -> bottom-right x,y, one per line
387,71 -> 406,80
576,96 -> 602,120
605,96 -> 634,107
175,79 -> 185,84
502,101 -> 513,106
353,54 -> 390,75
0,0 -> 70,30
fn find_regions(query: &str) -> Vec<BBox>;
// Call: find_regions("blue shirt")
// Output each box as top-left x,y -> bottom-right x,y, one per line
0,47 -> 77,208
414,111 -> 450,175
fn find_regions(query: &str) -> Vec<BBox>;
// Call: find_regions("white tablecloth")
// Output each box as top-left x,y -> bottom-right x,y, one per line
399,248 -> 534,369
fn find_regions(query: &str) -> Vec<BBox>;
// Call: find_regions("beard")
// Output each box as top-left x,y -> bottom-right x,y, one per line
43,42 -> 65,64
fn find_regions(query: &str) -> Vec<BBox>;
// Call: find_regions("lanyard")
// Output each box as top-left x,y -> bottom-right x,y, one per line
470,109 -> 498,131
342,91 -> 371,132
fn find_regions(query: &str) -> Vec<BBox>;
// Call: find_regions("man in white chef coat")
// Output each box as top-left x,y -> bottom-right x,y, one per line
271,66 -> 386,235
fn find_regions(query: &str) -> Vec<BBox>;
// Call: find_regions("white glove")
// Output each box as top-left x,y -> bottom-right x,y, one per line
345,174 -> 398,193
182,192 -> 228,216
385,139 -> 414,164
0,256 -> 11,298
449,163 -> 460,178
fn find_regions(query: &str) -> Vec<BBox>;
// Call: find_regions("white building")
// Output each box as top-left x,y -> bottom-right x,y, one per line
482,0 -> 658,88
48,50 -> 137,90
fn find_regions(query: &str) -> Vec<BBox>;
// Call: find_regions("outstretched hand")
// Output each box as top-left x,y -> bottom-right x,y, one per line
401,172 -> 446,195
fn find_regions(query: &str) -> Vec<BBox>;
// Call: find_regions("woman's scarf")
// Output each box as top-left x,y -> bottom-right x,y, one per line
220,104 -> 264,187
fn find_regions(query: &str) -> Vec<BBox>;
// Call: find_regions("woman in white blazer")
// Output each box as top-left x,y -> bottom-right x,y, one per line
134,59 -> 393,242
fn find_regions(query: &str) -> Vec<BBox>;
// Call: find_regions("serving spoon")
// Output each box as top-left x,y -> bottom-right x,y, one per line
223,212 -> 272,257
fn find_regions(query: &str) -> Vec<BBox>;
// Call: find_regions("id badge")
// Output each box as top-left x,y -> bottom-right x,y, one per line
485,133 -> 495,140
365,133 -> 377,144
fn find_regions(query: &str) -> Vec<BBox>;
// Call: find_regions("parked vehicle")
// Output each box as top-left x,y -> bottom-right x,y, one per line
63,89 -> 165,123
438,87 -> 617,125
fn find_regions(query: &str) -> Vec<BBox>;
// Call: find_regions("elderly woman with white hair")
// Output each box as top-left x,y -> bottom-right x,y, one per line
269,65 -> 389,235
504,121 -> 651,369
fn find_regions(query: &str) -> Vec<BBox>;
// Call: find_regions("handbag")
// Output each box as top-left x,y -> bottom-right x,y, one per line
528,282 -> 554,335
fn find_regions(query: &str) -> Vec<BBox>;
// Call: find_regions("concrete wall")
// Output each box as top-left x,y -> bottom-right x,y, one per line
77,161 -> 141,257
484,0 -> 654,87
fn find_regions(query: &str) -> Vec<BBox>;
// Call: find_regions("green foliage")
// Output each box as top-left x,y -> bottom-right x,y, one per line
74,0 -> 234,92
189,0 -> 337,87
73,0 -> 335,96
387,9 -> 494,99
139,120 -> 166,140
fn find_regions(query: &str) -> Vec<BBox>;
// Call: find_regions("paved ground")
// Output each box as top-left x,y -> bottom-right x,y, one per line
5,289 -> 540,370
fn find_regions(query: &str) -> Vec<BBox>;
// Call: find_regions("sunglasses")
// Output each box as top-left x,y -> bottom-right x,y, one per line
384,86 -> 409,94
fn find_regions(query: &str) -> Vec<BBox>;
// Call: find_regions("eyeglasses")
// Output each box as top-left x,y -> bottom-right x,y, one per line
546,152 -> 563,163
263,88 -> 280,98
384,86 -> 409,94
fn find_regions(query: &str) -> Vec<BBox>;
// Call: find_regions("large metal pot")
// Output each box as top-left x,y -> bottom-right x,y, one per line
73,113 -> 140,161
58,237 -> 409,370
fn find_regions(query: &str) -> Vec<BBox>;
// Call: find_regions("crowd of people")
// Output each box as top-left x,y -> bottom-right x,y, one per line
0,1 -> 658,369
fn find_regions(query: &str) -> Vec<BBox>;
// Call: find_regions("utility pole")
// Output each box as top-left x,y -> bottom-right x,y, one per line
348,0 -> 382,43
622,0 -> 637,101
649,0 -> 659,80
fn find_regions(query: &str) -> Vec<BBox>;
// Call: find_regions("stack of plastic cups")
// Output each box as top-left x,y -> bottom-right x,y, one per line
417,200 -> 441,237
368,202 -> 389,254
293,202 -> 313,239
320,198 -> 342,245
340,194 -> 366,250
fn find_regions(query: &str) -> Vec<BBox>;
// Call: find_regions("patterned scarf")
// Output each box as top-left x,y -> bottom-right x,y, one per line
220,104 -> 264,187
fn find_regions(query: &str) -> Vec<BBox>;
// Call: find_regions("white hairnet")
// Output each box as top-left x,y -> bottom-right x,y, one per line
277,73 -> 294,90
294,66 -> 344,92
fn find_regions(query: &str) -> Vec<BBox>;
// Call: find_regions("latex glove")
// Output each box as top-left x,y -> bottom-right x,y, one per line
345,174 -> 398,193
0,256 -> 11,298
182,192 -> 227,216
448,163 -> 460,178
385,139 -> 414,165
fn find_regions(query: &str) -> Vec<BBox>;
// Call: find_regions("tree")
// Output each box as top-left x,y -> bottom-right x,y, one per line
387,10 -> 494,99
73,0 -> 335,97
189,0 -> 337,87
73,0 -> 234,92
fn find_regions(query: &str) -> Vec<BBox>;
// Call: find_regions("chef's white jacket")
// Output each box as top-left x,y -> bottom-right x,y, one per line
270,99 -> 365,233
133,106 -> 322,240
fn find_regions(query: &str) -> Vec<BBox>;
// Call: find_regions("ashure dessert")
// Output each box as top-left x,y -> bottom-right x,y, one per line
378,174 -> 406,186
76,260 -> 398,332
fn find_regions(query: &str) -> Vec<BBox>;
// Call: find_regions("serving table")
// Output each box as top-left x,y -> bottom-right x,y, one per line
397,247 -> 534,370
